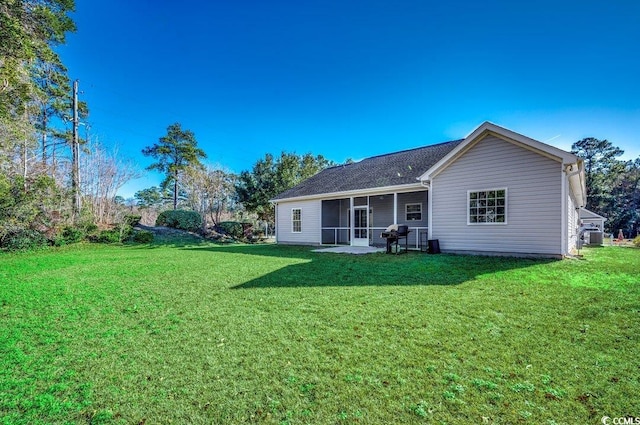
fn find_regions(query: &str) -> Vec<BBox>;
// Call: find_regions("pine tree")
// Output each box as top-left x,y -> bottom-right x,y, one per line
142,123 -> 207,210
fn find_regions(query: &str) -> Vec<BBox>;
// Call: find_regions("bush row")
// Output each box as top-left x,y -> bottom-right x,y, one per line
156,210 -> 202,232
215,221 -> 265,242
1,214 -> 151,252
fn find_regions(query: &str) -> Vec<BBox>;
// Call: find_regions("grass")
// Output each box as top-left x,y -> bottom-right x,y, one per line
0,240 -> 639,424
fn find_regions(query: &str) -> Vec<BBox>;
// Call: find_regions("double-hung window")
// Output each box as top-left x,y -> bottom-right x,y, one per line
292,208 -> 302,233
468,189 -> 507,224
405,203 -> 422,221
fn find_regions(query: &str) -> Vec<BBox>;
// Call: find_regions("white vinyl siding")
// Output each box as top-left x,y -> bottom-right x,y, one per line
431,135 -> 563,256
567,192 -> 578,253
276,199 -> 321,244
292,208 -> 302,233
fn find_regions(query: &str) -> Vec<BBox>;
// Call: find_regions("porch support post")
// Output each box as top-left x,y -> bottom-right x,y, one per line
319,200 -> 323,245
366,196 -> 370,244
349,196 -> 355,246
393,193 -> 398,224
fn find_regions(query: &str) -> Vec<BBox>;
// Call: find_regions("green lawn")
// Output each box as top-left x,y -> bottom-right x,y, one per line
1,241 -> 639,424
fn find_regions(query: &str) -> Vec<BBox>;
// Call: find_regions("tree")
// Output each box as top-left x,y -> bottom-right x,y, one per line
80,139 -> 140,224
0,0 -> 76,137
32,50 -> 70,171
182,165 -> 237,229
571,137 -> 640,236
236,152 -> 333,222
0,1 -> 77,178
607,158 -> 640,237
135,186 -> 167,209
134,186 -> 170,225
571,137 -> 624,213
142,123 -> 206,210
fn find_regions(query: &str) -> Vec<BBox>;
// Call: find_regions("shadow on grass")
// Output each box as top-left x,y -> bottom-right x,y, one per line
181,244 -> 557,289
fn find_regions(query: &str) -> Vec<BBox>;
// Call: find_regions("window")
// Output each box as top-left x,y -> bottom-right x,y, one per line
468,189 -> 507,224
292,208 -> 302,233
406,203 -> 422,221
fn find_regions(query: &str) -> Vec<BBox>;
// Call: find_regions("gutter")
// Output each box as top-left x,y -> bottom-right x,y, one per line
564,160 -> 586,208
269,182 -> 426,203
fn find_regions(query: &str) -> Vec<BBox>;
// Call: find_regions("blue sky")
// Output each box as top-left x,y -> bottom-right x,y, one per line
57,0 -> 640,198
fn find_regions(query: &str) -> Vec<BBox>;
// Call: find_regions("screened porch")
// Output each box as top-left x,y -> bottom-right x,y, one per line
320,190 -> 428,249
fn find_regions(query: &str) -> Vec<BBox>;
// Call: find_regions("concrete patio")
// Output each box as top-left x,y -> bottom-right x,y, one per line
311,246 -> 386,255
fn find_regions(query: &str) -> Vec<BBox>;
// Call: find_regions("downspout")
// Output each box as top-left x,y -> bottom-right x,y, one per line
420,179 -> 432,240
564,165 -> 579,177
274,202 -> 278,243
393,193 -> 398,224
564,161 -> 586,208
560,166 -> 567,256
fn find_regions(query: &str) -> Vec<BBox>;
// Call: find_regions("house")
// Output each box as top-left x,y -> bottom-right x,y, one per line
579,208 -> 607,245
579,208 -> 606,232
271,122 -> 586,258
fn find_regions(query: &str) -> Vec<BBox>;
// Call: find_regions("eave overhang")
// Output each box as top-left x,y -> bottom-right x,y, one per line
270,182 -> 425,204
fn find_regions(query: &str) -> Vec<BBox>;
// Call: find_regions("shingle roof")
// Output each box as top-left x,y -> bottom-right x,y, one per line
273,139 -> 464,200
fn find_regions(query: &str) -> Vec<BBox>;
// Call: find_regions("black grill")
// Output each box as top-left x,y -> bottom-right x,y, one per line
381,225 -> 409,254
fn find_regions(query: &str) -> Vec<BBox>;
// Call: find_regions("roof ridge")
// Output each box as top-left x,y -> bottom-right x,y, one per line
272,137 -> 465,200
358,139 -> 464,161
324,138 -> 464,170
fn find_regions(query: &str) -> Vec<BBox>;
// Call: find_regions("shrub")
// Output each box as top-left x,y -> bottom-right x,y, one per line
217,221 -> 244,239
131,230 -> 154,244
123,215 -> 142,227
83,222 -> 99,234
1,229 -> 48,251
633,235 -> 640,247
61,226 -> 85,244
117,223 -> 134,241
95,230 -> 122,244
0,174 -> 62,251
71,221 -> 99,241
156,210 -> 202,232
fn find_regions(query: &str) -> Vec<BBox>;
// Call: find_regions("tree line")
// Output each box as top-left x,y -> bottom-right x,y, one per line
1,0 -> 638,251
0,0 -> 332,249
137,122 -> 333,233
571,138 -> 640,238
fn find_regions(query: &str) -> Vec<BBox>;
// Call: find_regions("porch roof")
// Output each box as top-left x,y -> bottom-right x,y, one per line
272,139 -> 462,201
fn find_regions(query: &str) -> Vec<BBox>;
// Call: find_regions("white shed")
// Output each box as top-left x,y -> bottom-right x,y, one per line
579,208 -> 606,232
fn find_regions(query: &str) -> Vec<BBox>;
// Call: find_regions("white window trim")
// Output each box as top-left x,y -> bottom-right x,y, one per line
405,202 -> 422,221
467,188 -> 508,225
292,208 -> 302,233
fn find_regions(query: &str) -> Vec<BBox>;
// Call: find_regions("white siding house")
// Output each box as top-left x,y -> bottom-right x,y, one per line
276,199 -> 322,245
428,135 -> 563,256
272,122 -> 586,258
